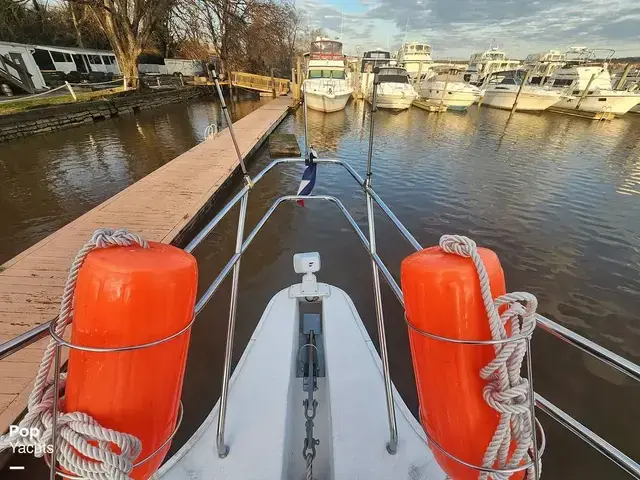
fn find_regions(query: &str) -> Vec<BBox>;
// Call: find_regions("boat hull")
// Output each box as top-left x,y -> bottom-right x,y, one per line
481,91 -> 561,111
305,90 -> 351,113
158,284 -> 446,480
551,94 -> 640,115
371,93 -> 416,110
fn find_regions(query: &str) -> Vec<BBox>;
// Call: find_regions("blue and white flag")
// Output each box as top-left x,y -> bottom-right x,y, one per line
297,148 -> 318,207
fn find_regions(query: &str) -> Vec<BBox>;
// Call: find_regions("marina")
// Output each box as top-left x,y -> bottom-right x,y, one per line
0,87 -> 639,478
1,11 -> 640,477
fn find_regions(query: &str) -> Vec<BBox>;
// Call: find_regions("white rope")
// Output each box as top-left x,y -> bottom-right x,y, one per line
204,123 -> 219,140
1,83 -> 70,103
439,235 -> 540,480
68,79 -> 124,87
0,228 -> 148,480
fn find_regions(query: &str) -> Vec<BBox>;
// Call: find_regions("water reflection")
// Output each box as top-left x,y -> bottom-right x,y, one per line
2,99 -> 640,479
0,93 -> 266,263
180,104 -> 640,479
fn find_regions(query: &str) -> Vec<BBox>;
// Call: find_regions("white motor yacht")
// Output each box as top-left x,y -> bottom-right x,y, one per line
303,38 -> 353,113
464,44 -> 521,85
480,70 -> 566,112
547,47 -> 640,116
396,42 -> 433,82
419,68 -> 480,111
367,66 -> 418,110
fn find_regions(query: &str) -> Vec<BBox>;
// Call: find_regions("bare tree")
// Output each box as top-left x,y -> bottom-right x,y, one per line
67,0 -> 177,89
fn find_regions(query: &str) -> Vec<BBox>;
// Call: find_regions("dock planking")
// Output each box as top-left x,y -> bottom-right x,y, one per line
0,95 -> 292,435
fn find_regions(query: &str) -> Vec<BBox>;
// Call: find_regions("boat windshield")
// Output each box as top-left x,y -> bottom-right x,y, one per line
310,40 -> 344,60
365,51 -> 390,59
378,68 -> 409,83
308,69 -> 346,80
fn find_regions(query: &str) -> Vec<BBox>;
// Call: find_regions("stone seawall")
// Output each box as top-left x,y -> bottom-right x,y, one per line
0,86 -> 213,143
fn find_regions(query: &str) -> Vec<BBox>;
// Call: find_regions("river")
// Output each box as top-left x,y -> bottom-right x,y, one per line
0,92 -> 266,264
2,98 -> 640,479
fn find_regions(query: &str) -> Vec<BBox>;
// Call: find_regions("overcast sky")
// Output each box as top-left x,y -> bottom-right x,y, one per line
298,0 -> 640,59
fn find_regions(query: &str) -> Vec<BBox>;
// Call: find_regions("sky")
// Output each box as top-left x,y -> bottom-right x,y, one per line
296,0 -> 640,59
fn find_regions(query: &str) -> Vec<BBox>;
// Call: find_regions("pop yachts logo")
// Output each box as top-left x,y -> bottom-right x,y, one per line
9,426 -> 53,455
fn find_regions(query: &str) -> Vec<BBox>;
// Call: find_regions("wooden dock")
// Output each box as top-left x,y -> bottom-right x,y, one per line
547,106 -> 615,121
0,95 -> 292,434
412,99 -> 448,113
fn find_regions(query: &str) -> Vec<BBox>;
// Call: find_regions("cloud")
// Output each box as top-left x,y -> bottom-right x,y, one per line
299,0 -> 640,58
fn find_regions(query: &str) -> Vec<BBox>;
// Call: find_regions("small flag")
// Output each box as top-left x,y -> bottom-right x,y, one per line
297,148 -> 318,207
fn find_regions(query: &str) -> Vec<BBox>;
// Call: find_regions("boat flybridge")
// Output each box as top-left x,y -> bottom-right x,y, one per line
464,45 -> 521,85
546,47 -> 640,116
396,42 -> 433,81
303,38 -> 353,113
1,71 -> 640,480
523,50 -> 567,84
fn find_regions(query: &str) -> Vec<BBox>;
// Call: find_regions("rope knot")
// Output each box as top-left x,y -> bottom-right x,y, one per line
439,234 -> 477,258
483,378 -> 531,415
91,228 -> 149,250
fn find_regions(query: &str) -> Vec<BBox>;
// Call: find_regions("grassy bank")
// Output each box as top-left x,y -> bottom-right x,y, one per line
0,88 -> 124,116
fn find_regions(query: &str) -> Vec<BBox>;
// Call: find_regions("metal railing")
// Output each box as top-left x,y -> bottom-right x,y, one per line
1,74 -> 639,479
230,71 -> 290,94
1,154 -> 640,477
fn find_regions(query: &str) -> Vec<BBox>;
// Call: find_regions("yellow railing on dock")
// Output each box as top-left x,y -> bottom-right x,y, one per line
230,71 -> 290,94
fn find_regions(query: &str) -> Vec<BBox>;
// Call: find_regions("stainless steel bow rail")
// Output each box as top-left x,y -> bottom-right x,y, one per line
0,75 -> 639,479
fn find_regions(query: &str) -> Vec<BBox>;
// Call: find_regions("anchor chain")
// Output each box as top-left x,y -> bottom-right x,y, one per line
302,331 -> 319,480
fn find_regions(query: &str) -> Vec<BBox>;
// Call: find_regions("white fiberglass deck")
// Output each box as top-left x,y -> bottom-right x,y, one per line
159,282 -> 445,480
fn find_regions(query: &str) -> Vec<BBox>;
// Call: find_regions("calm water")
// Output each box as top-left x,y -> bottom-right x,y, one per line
0,92 -> 266,264
3,100 -> 640,478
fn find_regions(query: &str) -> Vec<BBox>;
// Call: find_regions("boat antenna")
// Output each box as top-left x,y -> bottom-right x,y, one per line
211,69 -> 253,186
365,67 -> 380,185
403,18 -> 409,45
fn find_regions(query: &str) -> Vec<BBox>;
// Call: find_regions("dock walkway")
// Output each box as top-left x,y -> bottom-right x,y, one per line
0,95 -> 292,434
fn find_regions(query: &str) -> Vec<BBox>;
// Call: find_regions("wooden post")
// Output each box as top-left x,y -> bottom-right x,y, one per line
576,73 -> 597,110
616,63 -> 633,90
540,63 -> 553,86
511,69 -> 532,114
271,68 -> 276,98
439,71 -> 451,109
65,81 -> 77,101
297,57 -> 303,87
414,61 -> 423,88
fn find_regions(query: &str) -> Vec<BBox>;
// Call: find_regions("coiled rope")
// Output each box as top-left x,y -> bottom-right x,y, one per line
439,235 -> 540,480
0,228 -> 147,480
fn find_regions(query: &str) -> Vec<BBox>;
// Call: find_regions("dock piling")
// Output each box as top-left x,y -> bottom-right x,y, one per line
511,69 -> 532,114
439,71 -> 451,109
271,68 -> 276,99
65,81 -> 77,101
576,73 -> 597,110
414,61 -> 423,89
616,64 -> 632,90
